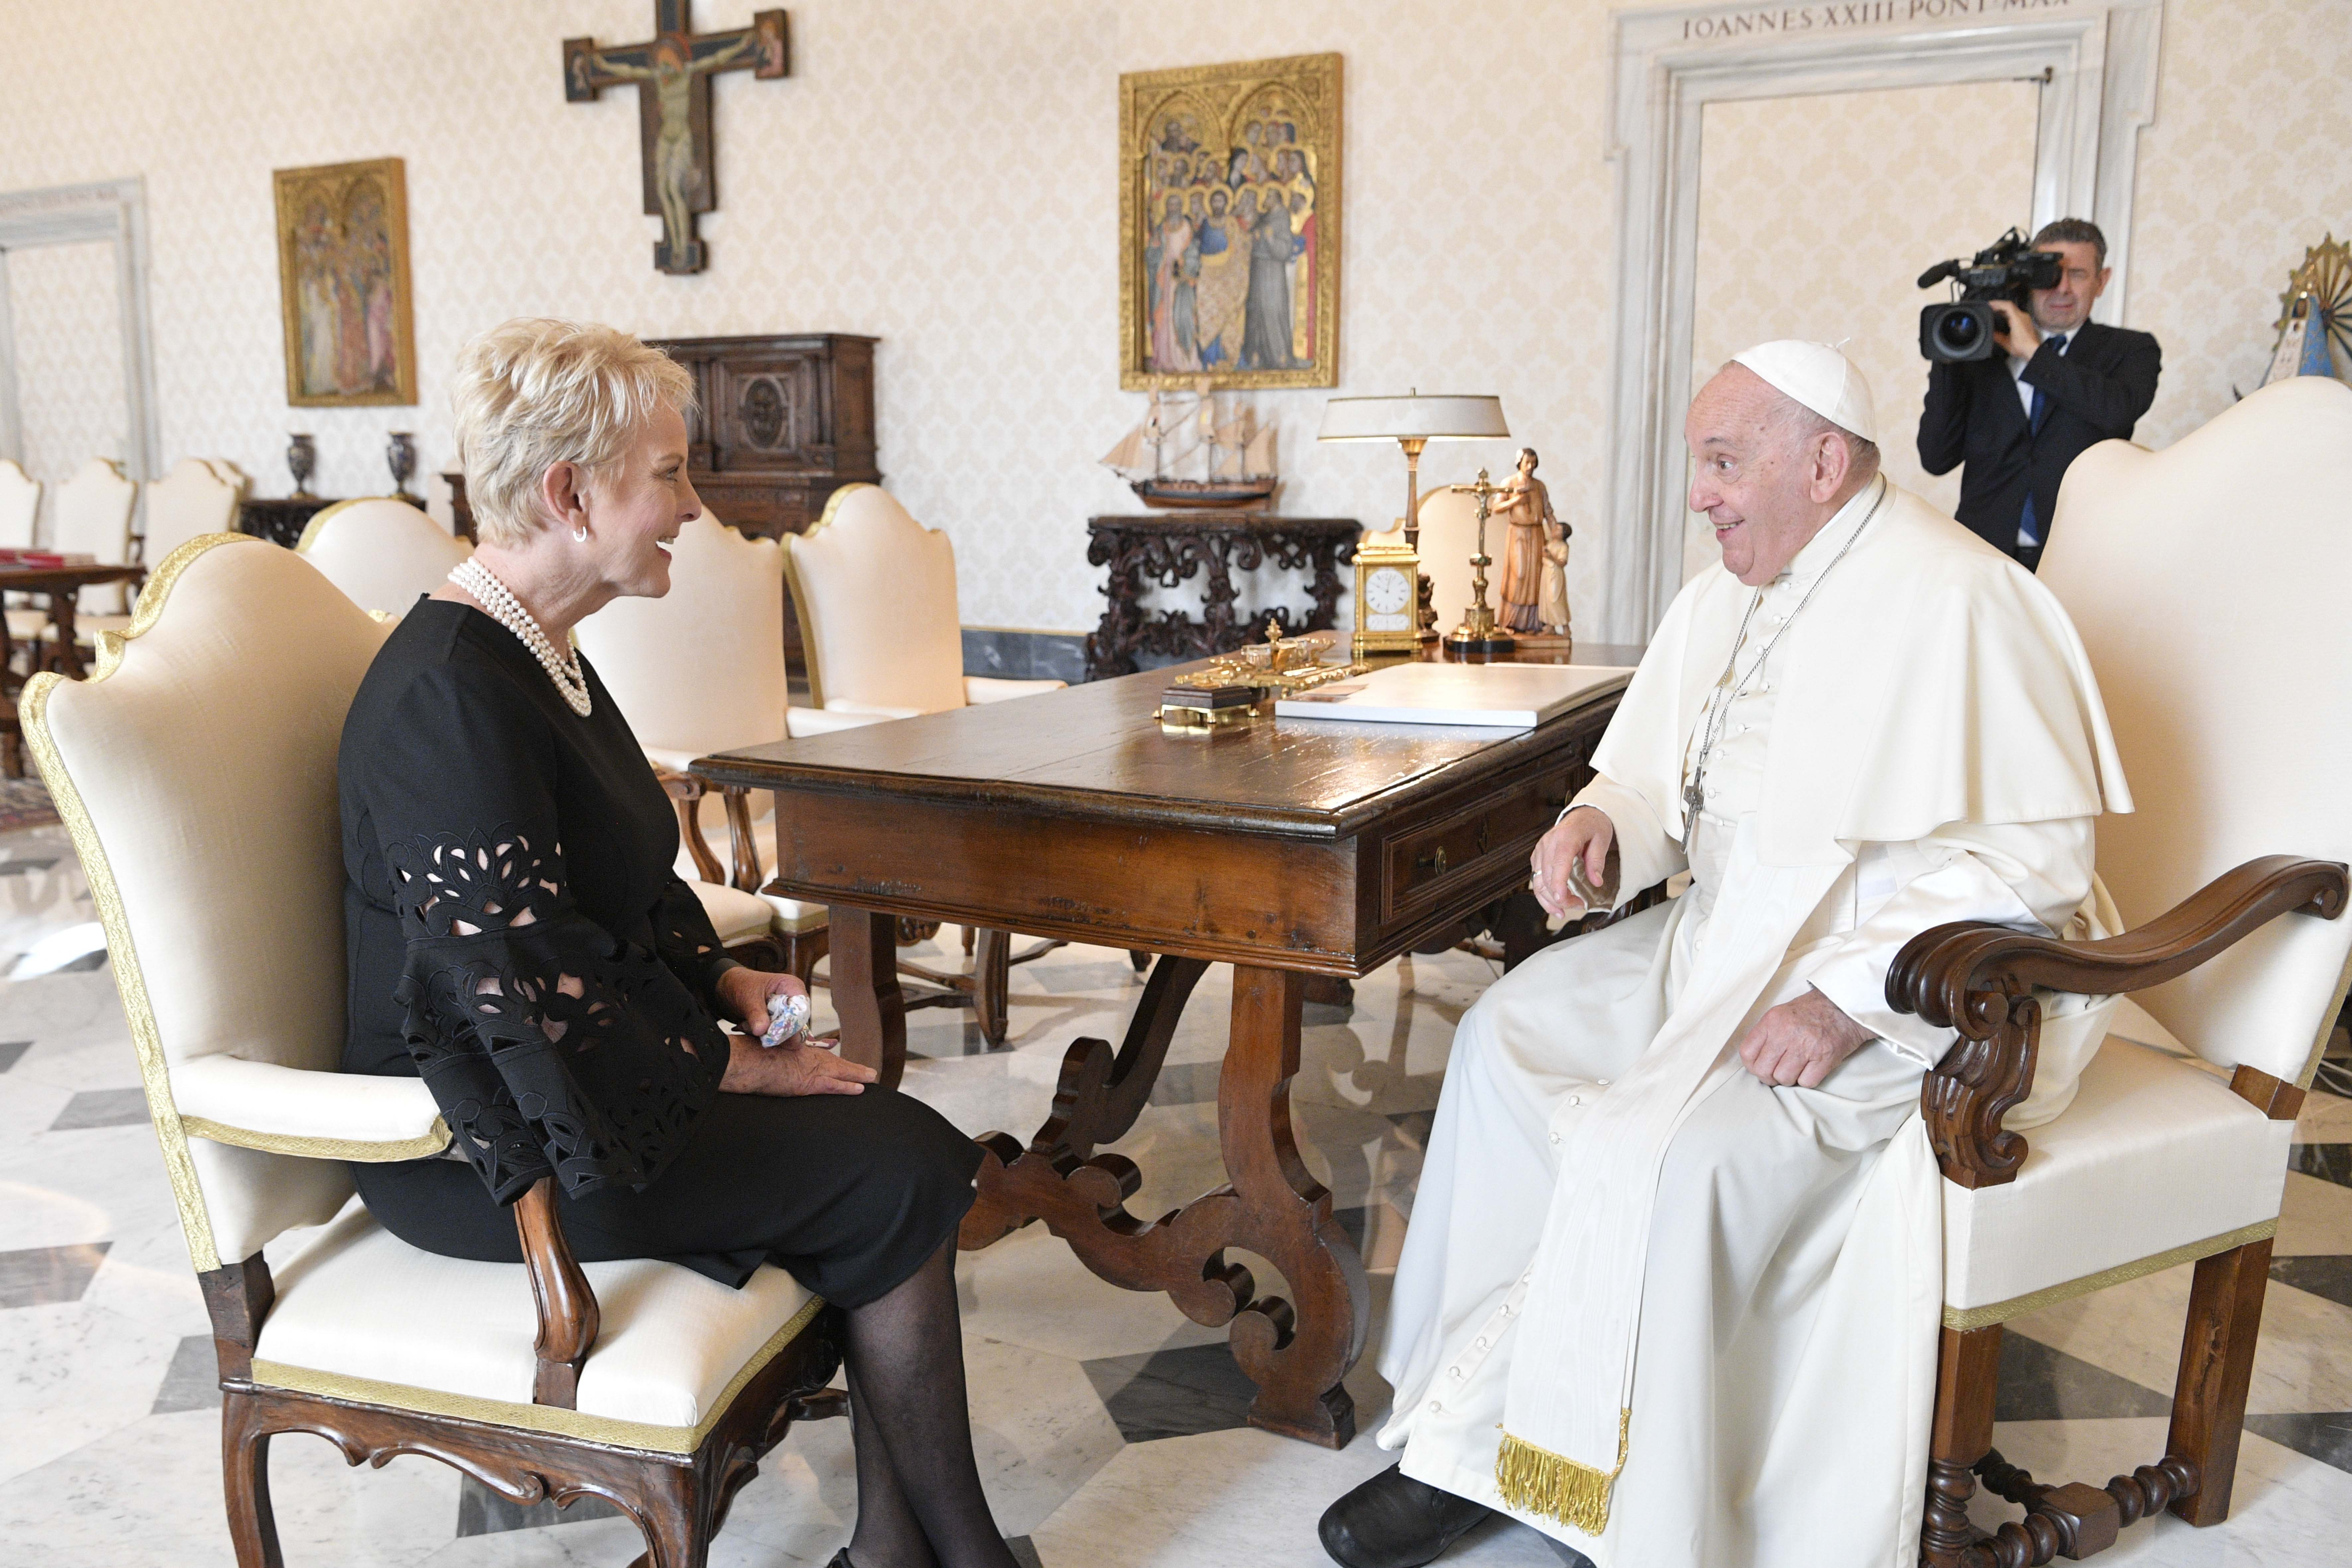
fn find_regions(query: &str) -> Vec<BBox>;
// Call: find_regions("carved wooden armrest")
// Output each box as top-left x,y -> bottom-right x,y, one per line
514,1177 -> 600,1408
1886,855 -> 2347,1190
656,766 -> 764,893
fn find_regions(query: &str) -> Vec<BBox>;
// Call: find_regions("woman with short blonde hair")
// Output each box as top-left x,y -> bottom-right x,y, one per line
339,319 -> 1015,1568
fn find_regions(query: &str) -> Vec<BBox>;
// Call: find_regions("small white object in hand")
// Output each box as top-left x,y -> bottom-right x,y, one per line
760,990 -> 811,1048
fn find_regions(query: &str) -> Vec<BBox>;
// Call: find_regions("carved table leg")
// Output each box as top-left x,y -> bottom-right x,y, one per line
1219,964 -> 1369,1445
974,927 -> 1011,1049
829,905 -> 907,1091
961,958 -> 1368,1448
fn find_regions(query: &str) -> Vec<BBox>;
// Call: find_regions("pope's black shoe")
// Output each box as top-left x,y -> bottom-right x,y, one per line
1319,1463 -> 1493,1568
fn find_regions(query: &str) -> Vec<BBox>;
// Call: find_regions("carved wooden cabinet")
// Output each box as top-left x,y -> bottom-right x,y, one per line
647,332 -> 880,541
444,333 -> 879,663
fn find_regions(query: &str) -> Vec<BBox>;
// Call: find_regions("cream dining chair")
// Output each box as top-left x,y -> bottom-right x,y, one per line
23,532 -> 843,1567
14,457 -> 139,666
294,496 -> 473,617
574,510 -> 843,981
141,455 -> 244,569
0,459 -> 42,683
783,484 -> 1068,1043
0,457 -> 38,548
1886,374 -> 2352,1566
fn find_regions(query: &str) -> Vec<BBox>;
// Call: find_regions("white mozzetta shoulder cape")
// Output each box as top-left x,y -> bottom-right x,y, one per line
1589,482 -> 2132,886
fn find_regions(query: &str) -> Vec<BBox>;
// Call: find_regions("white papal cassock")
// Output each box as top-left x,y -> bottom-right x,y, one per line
1375,477 -> 2132,1566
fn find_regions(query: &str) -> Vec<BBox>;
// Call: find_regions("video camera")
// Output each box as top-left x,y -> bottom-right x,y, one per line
1915,227 -> 2063,363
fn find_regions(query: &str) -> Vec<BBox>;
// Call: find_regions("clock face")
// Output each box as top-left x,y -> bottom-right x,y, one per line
1364,565 -> 1411,616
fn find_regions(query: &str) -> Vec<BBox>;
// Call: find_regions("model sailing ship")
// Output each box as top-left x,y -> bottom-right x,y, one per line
1101,390 -> 1278,509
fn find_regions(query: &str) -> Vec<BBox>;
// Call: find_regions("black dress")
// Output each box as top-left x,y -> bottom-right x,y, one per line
339,599 -> 979,1305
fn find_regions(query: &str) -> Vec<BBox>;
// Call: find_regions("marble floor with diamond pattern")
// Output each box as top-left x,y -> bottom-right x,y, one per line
2,818 -> 2348,1567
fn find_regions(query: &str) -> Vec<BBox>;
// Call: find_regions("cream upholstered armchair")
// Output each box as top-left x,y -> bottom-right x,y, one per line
1886,375 -> 2352,1566
574,511 -> 836,980
23,533 -> 843,1567
784,484 -> 1067,1043
295,496 -> 473,617
787,483 -> 1065,718
1396,483 -> 1482,642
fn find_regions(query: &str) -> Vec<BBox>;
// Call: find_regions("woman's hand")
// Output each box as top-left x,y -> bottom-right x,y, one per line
714,965 -> 810,1036
711,966 -> 873,1096
721,1033 -> 875,1097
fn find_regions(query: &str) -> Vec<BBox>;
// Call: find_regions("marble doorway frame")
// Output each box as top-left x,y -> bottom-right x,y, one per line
1598,0 -> 2163,641
0,177 -> 162,493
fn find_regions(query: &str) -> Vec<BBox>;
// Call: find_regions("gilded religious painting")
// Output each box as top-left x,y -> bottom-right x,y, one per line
272,157 -> 418,407
1119,53 -> 1341,390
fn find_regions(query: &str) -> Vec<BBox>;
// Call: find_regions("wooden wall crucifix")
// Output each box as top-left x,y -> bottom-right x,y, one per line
563,3 -> 790,274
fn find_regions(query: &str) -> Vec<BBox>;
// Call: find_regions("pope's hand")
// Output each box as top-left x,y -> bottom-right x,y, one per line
1737,986 -> 1875,1089
1530,806 -> 1614,920
1989,299 -> 2042,357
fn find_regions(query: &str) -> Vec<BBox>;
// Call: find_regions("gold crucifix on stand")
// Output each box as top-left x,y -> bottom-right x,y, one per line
1444,468 -> 1517,657
564,3 -> 790,274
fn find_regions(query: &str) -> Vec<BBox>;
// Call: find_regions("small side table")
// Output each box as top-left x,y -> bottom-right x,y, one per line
238,496 -> 339,549
1084,513 -> 1359,681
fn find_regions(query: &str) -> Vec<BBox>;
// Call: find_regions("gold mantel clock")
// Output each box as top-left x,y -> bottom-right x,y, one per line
1353,539 -> 1422,658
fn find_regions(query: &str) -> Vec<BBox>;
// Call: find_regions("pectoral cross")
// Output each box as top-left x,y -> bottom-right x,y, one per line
564,3 -> 791,274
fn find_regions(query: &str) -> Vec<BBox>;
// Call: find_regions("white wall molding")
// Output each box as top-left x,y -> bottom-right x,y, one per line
0,177 -> 160,487
1598,0 -> 2164,640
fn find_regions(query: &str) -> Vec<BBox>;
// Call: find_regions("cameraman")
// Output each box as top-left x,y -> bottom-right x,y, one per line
1917,218 -> 2161,570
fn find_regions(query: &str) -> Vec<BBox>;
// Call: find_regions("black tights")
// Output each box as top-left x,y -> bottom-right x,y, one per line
841,1238 -> 1018,1568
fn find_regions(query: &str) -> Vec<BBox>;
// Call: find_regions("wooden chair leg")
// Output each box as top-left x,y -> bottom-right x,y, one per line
1923,1323 -> 2003,1568
622,1465 -> 710,1568
220,1394 -> 285,1568
974,927 -> 1011,1049
2166,1236 -> 2273,1526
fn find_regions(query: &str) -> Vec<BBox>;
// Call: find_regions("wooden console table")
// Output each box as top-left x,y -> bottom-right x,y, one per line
696,656 -> 1630,1448
1084,514 -> 1359,681
237,496 -> 337,549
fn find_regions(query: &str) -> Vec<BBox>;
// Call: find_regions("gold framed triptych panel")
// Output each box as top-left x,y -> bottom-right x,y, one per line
272,157 -> 418,408
1120,53 -> 1340,391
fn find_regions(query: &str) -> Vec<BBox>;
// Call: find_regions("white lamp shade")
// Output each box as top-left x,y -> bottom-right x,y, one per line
1317,394 -> 1510,442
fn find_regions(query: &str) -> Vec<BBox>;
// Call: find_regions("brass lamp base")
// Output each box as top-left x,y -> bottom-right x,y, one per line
1446,628 -> 1518,656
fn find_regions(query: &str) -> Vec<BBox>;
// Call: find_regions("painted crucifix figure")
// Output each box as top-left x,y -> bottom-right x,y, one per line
564,3 -> 790,274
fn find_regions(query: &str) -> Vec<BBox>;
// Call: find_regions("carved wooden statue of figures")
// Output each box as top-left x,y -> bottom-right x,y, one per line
1490,447 -> 1557,634
1538,504 -> 1572,637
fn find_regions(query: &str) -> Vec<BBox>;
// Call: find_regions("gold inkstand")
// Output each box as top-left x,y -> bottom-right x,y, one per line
1444,468 -> 1516,658
1155,616 -> 1367,733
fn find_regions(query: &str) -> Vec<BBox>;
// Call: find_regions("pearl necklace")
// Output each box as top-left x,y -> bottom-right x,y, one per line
448,559 -> 592,716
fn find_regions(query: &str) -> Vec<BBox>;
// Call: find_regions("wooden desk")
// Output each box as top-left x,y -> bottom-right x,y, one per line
0,562 -> 146,681
697,660 -> 1630,1447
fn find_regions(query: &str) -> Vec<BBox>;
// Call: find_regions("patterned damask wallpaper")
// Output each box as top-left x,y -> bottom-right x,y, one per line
0,1 -> 2345,633
6,241 -> 127,537
1690,79 -> 2039,581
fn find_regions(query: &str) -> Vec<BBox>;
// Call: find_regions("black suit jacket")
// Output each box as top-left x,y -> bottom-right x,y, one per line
1916,320 -> 2161,555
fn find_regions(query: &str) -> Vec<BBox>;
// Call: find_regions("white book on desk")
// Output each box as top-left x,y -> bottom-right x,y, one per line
1274,661 -> 1634,729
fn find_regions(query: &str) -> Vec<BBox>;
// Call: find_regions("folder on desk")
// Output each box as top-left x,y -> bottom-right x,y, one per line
1274,661 -> 1634,729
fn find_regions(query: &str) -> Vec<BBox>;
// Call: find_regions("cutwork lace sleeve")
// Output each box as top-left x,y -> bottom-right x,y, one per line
649,873 -> 742,1014
363,666 -> 729,1203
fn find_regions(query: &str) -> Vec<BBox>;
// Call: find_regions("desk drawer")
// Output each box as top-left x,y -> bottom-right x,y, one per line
1382,768 -> 1568,920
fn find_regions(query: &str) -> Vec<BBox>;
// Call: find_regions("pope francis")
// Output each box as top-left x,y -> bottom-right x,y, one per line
1319,343 -> 2130,1568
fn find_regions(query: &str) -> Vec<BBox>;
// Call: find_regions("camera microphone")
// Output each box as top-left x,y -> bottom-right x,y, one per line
1916,259 -> 1962,289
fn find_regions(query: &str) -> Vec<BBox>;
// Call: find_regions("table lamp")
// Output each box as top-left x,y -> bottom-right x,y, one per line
1317,392 -> 1510,645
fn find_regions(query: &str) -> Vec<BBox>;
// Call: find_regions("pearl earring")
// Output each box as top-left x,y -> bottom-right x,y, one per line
574,524 -> 589,543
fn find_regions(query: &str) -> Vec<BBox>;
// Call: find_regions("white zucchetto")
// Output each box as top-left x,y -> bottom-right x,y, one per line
1730,339 -> 1878,445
